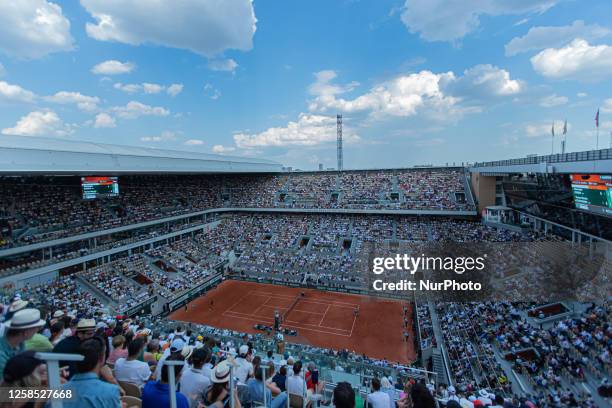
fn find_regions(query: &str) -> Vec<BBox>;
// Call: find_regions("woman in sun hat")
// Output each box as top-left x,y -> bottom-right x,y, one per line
199,360 -> 242,408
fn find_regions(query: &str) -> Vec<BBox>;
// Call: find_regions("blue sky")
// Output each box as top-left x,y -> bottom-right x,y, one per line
1,0 -> 612,169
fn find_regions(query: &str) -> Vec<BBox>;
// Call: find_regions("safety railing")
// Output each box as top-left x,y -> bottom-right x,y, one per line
472,148 -> 612,168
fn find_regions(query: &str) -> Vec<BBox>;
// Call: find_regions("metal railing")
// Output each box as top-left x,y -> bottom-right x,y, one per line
33,352 -> 84,408
472,148 -> 612,168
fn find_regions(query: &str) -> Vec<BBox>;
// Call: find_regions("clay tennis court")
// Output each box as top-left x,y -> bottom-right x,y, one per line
169,280 -> 416,364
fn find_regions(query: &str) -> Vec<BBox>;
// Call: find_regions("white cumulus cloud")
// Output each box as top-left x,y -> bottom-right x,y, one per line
539,94 -> 568,108
400,0 -> 558,43
531,39 -> 612,80
112,101 -> 170,119
0,0 -> 73,59
114,82 -> 183,97
204,83 -> 221,100
140,130 -> 177,142
91,60 -> 135,75
505,20 -> 611,56
234,113 -> 360,148
81,0 -> 256,57
307,65 -> 521,120
113,83 -> 141,94
525,120 -> 566,138
212,144 -> 235,153
166,84 -> 183,97
185,139 -> 204,146
142,83 -> 163,94
45,91 -> 100,112
2,110 -> 73,136
443,64 -> 523,98
93,112 -> 116,128
0,81 -> 37,103
601,99 -> 612,114
308,69 -> 456,118
208,58 -> 238,73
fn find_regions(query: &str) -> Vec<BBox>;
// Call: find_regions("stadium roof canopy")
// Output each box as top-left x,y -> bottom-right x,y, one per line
0,136 -> 283,174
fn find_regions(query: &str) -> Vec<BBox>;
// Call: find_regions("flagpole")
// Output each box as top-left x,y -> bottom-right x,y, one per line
595,108 -> 600,150
551,121 -> 554,154
562,120 -> 567,154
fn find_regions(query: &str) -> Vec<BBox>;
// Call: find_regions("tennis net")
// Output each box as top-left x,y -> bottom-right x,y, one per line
282,295 -> 302,321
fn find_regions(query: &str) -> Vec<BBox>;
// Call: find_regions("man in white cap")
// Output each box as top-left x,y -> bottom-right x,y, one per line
0,308 -> 45,378
155,337 -> 185,380
234,344 -> 254,384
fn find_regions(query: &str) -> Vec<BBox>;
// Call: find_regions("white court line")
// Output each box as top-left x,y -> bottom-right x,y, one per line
221,290 -> 354,335
248,291 -> 359,308
348,314 -> 357,337
285,318 -> 351,333
225,292 -> 256,314
289,308 -> 325,315
223,311 -> 353,337
225,303 -> 351,331
223,312 -> 275,324
318,305 -> 331,326
250,291 -> 296,299
249,296 -> 271,318
224,309 -> 274,320
223,310 -> 350,333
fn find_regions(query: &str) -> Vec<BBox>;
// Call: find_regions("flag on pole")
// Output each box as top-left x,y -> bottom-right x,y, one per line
551,121 -> 555,154
562,119 -> 567,154
595,109 -> 599,127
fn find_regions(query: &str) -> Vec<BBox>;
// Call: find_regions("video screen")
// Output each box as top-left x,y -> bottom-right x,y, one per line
81,176 -> 119,200
571,174 -> 612,217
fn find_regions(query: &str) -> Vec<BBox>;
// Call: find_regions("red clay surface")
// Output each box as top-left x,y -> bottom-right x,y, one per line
169,280 -> 416,364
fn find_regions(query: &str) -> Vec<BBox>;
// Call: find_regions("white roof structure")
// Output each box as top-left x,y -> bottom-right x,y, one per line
0,136 -> 282,174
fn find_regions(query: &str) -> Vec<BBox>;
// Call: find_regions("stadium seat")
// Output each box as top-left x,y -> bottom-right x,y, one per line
119,381 -> 142,399
121,396 -> 142,408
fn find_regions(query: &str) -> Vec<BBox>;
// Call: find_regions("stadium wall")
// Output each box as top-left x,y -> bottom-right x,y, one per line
470,172 -> 496,213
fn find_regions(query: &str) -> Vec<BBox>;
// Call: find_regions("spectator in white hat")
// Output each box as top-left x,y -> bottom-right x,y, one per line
199,360 -> 242,408
0,299 -> 30,337
155,337 -> 185,380
447,385 -> 460,403
53,318 -> 96,378
234,344 -> 253,384
0,308 -> 45,378
477,389 -> 492,406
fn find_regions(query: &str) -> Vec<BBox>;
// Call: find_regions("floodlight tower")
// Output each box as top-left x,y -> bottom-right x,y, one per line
337,114 -> 343,171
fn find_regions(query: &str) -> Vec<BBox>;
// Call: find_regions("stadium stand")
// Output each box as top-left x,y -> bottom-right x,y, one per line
0,167 -> 609,408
